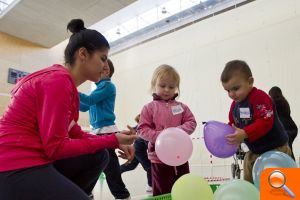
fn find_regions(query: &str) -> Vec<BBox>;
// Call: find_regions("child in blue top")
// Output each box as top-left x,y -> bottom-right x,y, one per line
79,59 -> 117,133
79,59 -> 132,200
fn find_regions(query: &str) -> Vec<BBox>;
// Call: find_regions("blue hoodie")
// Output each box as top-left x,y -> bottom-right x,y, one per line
79,78 -> 116,129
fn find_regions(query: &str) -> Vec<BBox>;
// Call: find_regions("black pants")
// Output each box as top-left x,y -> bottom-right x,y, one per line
287,129 -> 297,160
104,148 -> 130,199
120,137 -> 152,186
120,157 -> 139,172
0,150 -> 109,200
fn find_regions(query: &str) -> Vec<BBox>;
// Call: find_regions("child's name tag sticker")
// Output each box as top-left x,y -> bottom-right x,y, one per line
172,105 -> 184,115
240,107 -> 250,118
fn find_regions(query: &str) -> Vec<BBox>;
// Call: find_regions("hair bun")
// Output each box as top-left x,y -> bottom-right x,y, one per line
67,19 -> 86,34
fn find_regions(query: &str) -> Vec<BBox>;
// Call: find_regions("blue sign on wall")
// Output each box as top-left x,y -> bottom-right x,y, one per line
7,68 -> 29,84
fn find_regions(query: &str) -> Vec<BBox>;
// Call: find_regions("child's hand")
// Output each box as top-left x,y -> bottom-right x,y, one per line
127,145 -> 135,161
115,125 -> 138,145
225,125 -> 248,145
115,133 -> 137,145
120,125 -> 136,135
118,145 -> 135,161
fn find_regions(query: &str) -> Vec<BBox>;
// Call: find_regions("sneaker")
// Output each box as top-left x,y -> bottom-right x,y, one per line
146,185 -> 153,193
88,194 -> 94,200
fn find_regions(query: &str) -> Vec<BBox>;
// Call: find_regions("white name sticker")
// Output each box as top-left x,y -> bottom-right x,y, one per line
240,107 -> 251,118
171,105 -> 184,115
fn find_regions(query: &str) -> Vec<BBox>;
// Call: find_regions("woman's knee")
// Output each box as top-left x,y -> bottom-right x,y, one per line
93,149 -> 110,170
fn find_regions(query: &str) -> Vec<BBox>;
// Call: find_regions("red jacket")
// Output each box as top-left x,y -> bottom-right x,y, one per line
0,65 -> 119,172
229,87 -> 288,154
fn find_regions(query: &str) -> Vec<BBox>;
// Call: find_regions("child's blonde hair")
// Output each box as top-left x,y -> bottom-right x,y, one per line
151,64 -> 180,92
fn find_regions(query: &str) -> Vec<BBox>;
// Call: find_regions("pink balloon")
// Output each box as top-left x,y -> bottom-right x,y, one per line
155,127 -> 193,166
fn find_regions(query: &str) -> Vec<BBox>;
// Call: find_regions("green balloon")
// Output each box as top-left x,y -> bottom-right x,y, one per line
213,179 -> 259,200
171,174 -> 213,200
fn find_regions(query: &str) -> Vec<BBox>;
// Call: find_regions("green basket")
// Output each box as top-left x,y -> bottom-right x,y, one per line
210,184 -> 220,193
142,184 -> 220,200
143,193 -> 171,200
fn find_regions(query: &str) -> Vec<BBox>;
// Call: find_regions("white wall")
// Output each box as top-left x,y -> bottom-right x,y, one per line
0,32 -> 52,116
106,0 -> 300,198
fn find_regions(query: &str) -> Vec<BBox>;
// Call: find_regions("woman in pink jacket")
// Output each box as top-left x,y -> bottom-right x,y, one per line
138,64 -> 197,196
0,19 -> 136,200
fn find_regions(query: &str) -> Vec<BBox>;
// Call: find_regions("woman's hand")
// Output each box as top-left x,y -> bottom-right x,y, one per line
115,125 -> 138,145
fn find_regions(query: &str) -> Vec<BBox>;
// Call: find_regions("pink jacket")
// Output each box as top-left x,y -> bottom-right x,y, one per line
0,64 -> 119,172
137,94 -> 197,163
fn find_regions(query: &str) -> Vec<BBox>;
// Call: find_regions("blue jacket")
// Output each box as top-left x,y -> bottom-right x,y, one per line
79,78 -> 116,129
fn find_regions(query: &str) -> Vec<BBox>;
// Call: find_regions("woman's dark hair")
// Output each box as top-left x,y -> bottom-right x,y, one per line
107,59 -> 115,78
269,86 -> 291,117
64,19 -> 110,65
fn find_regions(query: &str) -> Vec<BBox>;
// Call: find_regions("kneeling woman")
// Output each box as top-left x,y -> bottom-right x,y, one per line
0,19 -> 136,200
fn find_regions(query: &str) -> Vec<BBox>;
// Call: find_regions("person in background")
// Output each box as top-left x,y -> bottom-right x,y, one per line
269,86 -> 298,160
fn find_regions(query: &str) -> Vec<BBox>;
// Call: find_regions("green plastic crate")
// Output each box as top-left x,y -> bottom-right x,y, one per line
142,184 -> 220,200
143,193 -> 171,200
210,184 -> 220,193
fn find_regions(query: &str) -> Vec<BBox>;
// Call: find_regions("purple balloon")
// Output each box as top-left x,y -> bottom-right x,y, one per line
203,121 -> 237,158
